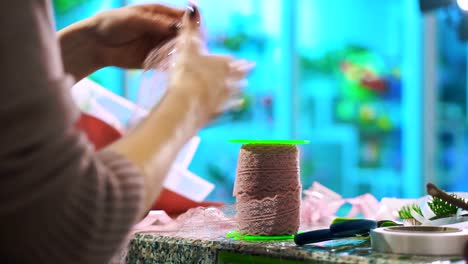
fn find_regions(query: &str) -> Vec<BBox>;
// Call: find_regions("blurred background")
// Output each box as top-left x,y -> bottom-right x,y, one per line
53,0 -> 468,203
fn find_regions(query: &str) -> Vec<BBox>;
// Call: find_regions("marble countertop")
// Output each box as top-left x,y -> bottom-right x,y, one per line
124,232 -> 465,264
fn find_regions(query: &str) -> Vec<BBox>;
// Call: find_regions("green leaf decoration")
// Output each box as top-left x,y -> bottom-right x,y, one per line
398,194 -> 466,221
427,195 -> 462,218
398,204 -> 422,220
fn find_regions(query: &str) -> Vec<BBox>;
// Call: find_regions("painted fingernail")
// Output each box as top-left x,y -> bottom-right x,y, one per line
187,4 -> 199,19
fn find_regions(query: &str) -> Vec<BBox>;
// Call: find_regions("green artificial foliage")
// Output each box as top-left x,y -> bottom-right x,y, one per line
300,44 -> 387,101
300,53 -> 341,75
398,204 -> 423,220
379,221 -> 400,227
221,33 -> 249,52
428,195 -> 461,218
398,194 -> 466,220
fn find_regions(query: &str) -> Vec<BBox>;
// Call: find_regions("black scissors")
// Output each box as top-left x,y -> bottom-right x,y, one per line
294,219 -> 399,246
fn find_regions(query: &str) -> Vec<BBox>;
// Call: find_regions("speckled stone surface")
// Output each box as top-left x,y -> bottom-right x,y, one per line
124,232 -> 465,264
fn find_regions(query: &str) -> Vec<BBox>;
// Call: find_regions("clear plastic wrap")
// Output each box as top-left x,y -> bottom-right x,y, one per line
131,2 -> 254,126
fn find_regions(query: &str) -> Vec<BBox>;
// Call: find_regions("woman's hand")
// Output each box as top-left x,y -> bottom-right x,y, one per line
163,6 -> 253,128
168,54 -> 252,127
58,4 -> 184,81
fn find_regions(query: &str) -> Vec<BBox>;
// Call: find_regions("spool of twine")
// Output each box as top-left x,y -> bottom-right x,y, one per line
233,144 -> 302,236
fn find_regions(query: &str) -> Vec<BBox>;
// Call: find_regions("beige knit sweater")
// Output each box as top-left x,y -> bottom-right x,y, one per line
0,1 -> 144,263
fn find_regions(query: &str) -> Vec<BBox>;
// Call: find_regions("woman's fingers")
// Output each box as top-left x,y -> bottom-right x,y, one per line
185,54 -> 233,75
132,4 -> 185,19
229,60 -> 256,72
143,38 -> 177,70
226,79 -> 248,97
218,98 -> 245,113
126,4 -> 184,37
134,13 -> 179,35
197,55 -> 252,77
203,54 -> 234,65
229,60 -> 255,80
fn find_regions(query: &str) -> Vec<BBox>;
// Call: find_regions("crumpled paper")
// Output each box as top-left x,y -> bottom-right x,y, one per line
300,182 -> 344,226
299,183 -> 468,227
132,183 -> 468,237
132,181 -> 413,238
300,182 -> 382,226
132,206 -> 236,239
132,181 -> 401,239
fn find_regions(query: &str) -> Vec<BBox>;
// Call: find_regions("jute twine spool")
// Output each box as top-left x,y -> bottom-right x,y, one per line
233,144 -> 302,236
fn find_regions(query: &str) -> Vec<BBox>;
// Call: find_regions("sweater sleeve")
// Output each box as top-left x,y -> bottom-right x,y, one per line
0,1 -> 144,263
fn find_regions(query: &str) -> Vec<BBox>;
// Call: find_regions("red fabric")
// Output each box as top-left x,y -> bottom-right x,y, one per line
153,189 -> 223,215
75,113 -> 122,149
75,113 -> 223,214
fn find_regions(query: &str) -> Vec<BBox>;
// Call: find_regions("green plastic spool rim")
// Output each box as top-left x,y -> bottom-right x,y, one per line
228,139 -> 310,145
226,231 -> 296,241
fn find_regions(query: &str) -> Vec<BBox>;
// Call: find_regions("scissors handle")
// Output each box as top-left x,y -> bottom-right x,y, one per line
294,219 -> 377,246
330,219 -> 377,236
294,229 -> 333,246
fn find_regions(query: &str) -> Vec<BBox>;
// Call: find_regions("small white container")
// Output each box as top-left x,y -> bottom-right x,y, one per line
163,164 -> 214,202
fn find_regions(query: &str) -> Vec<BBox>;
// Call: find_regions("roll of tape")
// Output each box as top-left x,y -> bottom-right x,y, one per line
371,226 -> 468,256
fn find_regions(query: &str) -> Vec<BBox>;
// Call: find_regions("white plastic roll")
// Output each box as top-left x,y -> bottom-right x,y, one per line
371,226 -> 468,256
